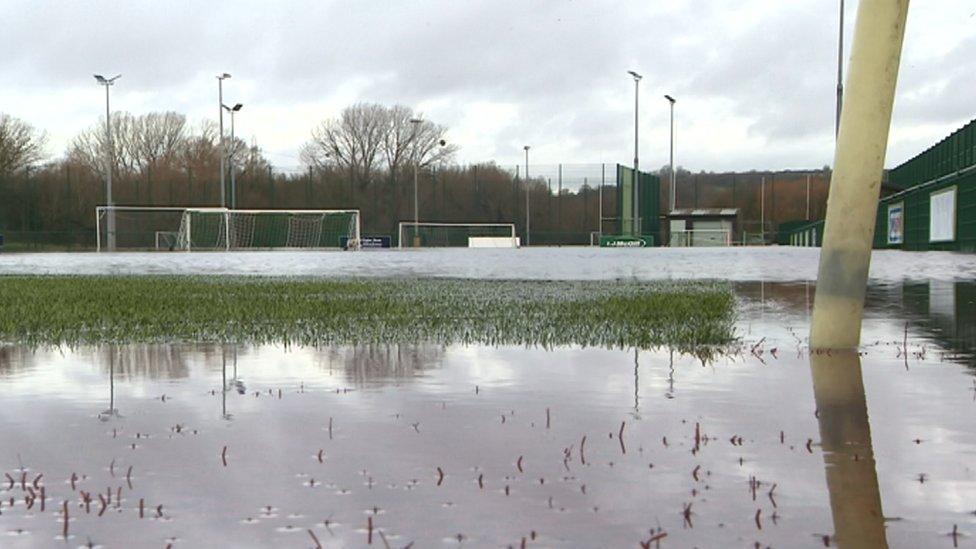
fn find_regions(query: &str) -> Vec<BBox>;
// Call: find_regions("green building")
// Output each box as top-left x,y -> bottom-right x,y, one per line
784,117 -> 976,252
614,165 -> 660,246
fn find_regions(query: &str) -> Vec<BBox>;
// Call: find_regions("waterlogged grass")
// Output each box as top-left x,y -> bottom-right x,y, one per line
0,276 -> 736,349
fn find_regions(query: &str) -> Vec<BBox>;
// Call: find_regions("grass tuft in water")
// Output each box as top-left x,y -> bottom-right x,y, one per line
0,276 -> 735,349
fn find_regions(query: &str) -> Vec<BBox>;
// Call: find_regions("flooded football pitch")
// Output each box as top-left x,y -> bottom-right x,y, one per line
0,279 -> 974,547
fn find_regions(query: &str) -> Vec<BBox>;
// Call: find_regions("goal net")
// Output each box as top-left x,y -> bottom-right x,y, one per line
397,222 -> 518,248
669,229 -> 732,247
96,207 -> 361,251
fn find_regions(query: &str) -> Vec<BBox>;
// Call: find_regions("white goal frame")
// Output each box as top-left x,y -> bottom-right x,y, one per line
95,206 -> 361,252
397,222 -> 518,249
669,229 -> 732,247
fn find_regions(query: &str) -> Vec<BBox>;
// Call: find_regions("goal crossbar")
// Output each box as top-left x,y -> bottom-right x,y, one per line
95,206 -> 362,252
397,222 -> 518,249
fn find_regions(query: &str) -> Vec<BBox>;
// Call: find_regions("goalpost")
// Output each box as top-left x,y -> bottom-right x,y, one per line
397,222 -> 518,249
669,229 -> 732,247
95,206 -> 361,251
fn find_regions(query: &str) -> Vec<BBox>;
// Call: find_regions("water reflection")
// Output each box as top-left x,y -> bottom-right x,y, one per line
870,280 -> 976,363
314,343 -> 444,385
810,351 -> 887,548
98,347 -> 120,421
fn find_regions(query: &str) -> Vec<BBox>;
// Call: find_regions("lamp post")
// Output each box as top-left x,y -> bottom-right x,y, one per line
627,70 -> 642,236
94,74 -> 121,251
410,118 -> 422,247
524,145 -> 530,246
665,94 -> 676,212
217,73 -> 231,208
222,103 -> 243,209
836,0 -> 845,139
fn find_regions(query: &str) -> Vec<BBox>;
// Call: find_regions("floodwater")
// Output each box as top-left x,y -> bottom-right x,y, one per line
0,280 -> 974,548
3,247 -> 976,282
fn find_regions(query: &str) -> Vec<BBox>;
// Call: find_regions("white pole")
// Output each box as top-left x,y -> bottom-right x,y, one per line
632,76 -> 641,236
811,0 -> 910,349
806,174 -> 811,220
836,0 -> 845,139
95,207 -> 101,252
524,146 -> 530,247
219,77 -> 225,208
104,83 -> 116,251
185,212 -> 192,251
760,176 -> 765,244
224,210 -> 230,251
599,163 -> 604,239
229,110 -> 236,210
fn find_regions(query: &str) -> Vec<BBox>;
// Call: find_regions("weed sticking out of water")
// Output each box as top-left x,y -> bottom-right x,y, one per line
0,276 -> 736,349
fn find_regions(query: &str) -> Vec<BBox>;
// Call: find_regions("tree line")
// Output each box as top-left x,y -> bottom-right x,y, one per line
0,105 -> 829,250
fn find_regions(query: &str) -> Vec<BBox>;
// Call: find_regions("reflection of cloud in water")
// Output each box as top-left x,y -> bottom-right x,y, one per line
313,344 -> 445,385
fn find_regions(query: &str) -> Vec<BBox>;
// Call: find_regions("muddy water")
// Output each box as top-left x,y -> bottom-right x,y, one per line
1,282 -> 974,548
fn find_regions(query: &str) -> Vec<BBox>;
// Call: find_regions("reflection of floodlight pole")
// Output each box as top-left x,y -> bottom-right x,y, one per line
524,145 -> 531,246
217,73 -> 231,208
222,103 -> 243,209
628,70 -> 642,236
99,347 -> 120,420
94,74 -> 121,251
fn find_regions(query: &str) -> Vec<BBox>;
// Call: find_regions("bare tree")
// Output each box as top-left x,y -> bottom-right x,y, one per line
133,112 -> 188,172
302,103 -> 387,186
0,113 -> 48,176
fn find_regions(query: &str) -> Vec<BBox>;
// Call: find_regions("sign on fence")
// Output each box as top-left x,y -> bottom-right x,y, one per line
600,235 -> 651,248
342,235 -> 391,249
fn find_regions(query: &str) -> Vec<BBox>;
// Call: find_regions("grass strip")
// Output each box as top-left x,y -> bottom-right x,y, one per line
0,276 -> 736,349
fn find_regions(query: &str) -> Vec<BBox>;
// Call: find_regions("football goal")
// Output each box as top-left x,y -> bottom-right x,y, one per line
95,206 -> 361,251
397,222 -> 519,249
669,229 -> 732,247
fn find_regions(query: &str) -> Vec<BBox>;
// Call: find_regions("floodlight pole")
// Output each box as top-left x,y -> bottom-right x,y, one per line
223,103 -> 243,210
836,0 -> 845,139
810,0 -> 909,349
665,95 -> 676,212
628,71 -> 642,236
94,74 -> 120,251
410,118 -> 422,246
217,73 -> 231,208
524,145 -> 531,246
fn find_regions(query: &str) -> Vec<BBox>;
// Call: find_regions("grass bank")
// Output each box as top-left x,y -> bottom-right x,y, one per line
0,276 -> 735,349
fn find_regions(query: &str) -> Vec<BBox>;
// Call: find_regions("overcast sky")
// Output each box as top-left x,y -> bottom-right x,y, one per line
1,0 -> 974,174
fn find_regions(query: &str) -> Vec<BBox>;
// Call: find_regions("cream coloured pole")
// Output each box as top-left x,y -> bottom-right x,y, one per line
810,0 -> 909,349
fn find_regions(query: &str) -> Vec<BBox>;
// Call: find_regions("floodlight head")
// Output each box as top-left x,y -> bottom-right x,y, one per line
628,70 -> 642,81
524,145 -> 530,151
665,94 -> 676,103
94,74 -> 121,85
218,73 -> 231,79
232,103 -> 243,111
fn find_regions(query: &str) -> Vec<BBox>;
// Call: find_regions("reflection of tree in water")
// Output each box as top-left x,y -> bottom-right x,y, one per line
315,344 -> 444,385
0,345 -> 34,377
94,344 -> 193,380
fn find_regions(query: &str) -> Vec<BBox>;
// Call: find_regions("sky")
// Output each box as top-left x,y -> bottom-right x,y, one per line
1,0 -> 974,174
